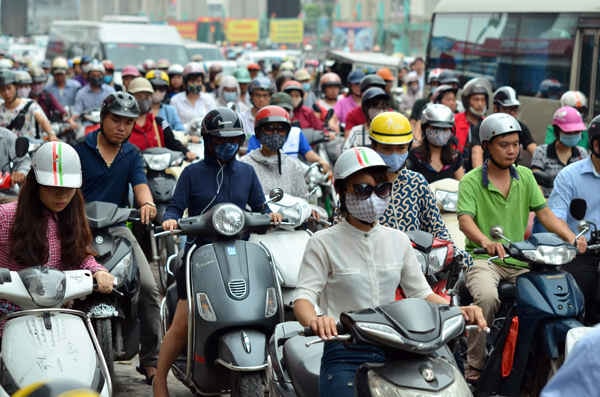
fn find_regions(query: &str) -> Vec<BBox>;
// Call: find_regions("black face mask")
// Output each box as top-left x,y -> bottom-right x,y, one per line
89,77 -> 103,87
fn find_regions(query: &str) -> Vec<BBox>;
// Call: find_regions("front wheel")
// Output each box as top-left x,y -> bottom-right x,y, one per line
231,372 -> 265,397
94,318 -> 114,377
157,236 -> 176,294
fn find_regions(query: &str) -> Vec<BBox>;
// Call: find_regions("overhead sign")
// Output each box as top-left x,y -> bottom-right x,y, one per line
270,19 -> 303,44
169,20 -> 197,40
225,19 -> 259,43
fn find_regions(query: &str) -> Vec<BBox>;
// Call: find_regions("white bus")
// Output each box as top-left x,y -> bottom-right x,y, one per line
426,0 -> 600,141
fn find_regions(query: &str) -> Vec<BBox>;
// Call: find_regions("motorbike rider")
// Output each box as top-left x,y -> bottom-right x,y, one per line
334,70 -> 364,126
398,71 -> 422,116
455,77 -> 490,171
377,67 -> 400,111
127,77 -> 196,161
101,60 -> 123,92
170,62 -> 216,125
74,92 -> 162,384
345,75 -> 387,133
317,72 -> 342,111
247,63 -> 261,80
0,70 -> 56,141
121,65 -> 141,92
215,75 -> 250,114
294,68 -> 317,109
145,69 -> 185,132
457,112 -> 586,383
240,76 -> 275,138
166,64 -> 185,100
292,146 -> 486,396
241,105 -> 308,197
28,66 -> 69,124
282,80 -> 323,131
205,63 -> 222,94
531,106 -> 588,198
154,108 -> 282,397
0,127 -> 31,191
407,103 -> 464,182
344,87 -> 390,148
45,56 -> 82,108
545,90 -> 589,149
547,114 -> 600,324
0,141 -> 114,321
233,67 -> 252,107
72,61 -> 115,122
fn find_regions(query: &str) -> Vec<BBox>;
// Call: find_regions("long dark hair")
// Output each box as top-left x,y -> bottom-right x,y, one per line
10,171 -> 95,268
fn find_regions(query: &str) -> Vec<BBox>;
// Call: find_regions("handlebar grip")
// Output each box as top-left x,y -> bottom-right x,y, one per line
473,248 -> 487,255
302,323 -> 345,337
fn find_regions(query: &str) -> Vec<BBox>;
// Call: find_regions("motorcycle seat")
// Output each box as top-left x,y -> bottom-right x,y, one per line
283,336 -> 322,397
498,281 -> 516,301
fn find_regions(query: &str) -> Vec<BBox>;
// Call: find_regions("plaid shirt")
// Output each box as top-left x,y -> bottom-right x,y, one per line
0,201 -> 105,316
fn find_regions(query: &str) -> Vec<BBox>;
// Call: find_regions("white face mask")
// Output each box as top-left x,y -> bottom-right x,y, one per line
151,91 -> 166,104
17,87 -> 31,98
291,97 -> 302,108
345,193 -> 389,224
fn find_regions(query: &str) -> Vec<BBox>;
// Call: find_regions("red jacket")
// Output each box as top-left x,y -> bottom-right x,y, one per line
129,113 -> 165,151
345,107 -> 367,132
454,112 -> 481,153
293,105 -> 323,130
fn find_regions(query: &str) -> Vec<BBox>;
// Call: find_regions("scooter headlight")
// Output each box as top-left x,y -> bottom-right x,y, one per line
428,246 -> 449,274
143,153 -> 172,171
196,292 -> 217,321
414,250 -> 428,274
110,252 -> 133,287
367,365 -> 471,396
212,204 -> 245,236
434,190 -> 458,212
521,245 -> 576,265
19,267 -> 66,308
265,287 -> 278,318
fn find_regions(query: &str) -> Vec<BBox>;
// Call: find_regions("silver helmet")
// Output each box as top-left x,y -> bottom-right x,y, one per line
493,86 -> 520,108
421,103 -> 454,128
479,113 -> 522,144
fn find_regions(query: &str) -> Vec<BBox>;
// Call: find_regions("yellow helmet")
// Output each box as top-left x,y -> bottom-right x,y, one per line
369,111 -> 413,145
145,69 -> 170,87
13,380 -> 99,397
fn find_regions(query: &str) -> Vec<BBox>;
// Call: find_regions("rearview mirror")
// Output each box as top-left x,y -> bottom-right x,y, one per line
569,198 -> 587,221
15,137 -> 29,158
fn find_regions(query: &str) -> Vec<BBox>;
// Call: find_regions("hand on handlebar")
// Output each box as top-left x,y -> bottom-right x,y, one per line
270,212 -> 283,225
459,305 -> 488,331
162,219 -> 178,231
10,171 -> 25,186
93,270 -> 114,294
308,315 -> 338,340
576,235 -> 587,254
481,239 -> 506,258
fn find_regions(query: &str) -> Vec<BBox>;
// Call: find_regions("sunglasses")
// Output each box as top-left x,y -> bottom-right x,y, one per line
352,182 -> 392,200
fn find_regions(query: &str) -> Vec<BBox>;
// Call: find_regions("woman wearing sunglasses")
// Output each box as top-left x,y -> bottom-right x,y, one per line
293,147 -> 486,397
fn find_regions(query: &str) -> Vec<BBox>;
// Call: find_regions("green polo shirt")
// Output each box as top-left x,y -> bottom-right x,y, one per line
458,162 -> 546,252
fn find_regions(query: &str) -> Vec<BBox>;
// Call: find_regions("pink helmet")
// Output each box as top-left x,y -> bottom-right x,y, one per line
552,106 -> 586,133
122,65 -> 141,78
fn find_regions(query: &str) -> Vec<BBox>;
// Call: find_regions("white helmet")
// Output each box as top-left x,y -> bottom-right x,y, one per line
333,147 -> 388,181
478,113 -> 522,144
32,142 -> 82,188
560,90 -> 588,110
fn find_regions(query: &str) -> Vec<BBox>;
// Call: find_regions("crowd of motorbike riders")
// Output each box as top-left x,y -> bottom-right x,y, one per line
0,48 -> 598,396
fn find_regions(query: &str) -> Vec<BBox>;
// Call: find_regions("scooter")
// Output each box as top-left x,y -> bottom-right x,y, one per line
185,117 -> 205,161
303,161 -> 337,220
460,225 -> 584,396
156,196 -> 285,396
267,298 -> 473,396
77,201 -> 142,376
0,134 -> 29,202
429,178 -> 465,249
0,266 -> 112,397
139,147 -> 183,292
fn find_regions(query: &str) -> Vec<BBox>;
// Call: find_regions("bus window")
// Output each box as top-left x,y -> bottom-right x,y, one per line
578,34 -> 595,111
428,14 -> 469,71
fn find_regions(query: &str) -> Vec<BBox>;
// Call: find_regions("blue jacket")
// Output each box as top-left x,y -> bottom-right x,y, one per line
158,104 -> 185,131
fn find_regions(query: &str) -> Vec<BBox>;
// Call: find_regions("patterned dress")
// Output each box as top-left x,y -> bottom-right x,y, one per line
379,168 -> 473,268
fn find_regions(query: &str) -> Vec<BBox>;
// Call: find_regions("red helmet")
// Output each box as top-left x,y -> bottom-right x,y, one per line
254,105 -> 291,135
282,80 -> 304,94
102,60 -> 115,72
247,63 -> 261,71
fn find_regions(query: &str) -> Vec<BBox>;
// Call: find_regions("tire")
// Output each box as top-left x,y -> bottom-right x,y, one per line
157,236 -> 176,294
525,354 -> 563,396
94,318 -> 114,377
231,372 -> 265,397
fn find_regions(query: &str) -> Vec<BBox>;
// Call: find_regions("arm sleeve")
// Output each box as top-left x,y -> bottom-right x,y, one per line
457,175 -> 478,218
159,117 -> 188,154
530,146 -> 546,170
298,132 -> 312,156
129,150 -> 148,187
72,91 -> 83,115
519,123 -> 534,148
293,236 -> 329,307
399,233 -> 433,299
80,255 -> 107,273
416,175 -> 451,240
547,168 -> 573,221
247,168 -> 268,213
524,167 -> 547,211
164,167 -> 191,220
309,109 -> 324,130
247,135 -> 260,152
167,106 -> 184,131
544,124 -> 555,145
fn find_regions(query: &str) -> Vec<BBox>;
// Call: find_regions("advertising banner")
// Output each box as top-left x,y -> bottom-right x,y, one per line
270,19 -> 304,44
332,21 -> 374,51
225,19 -> 259,43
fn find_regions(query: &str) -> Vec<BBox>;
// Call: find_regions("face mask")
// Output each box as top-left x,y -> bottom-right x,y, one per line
137,98 -> 152,114
302,82 -> 311,92
345,192 -> 389,224
291,97 -> 302,108
425,128 -> 453,147
17,87 -> 31,98
151,91 -> 166,104
469,106 -> 486,117
214,142 -> 239,161
368,107 -> 384,121
379,152 -> 408,173
187,84 -> 202,94
31,84 -> 44,96
103,75 -> 113,84
89,77 -> 103,87
223,91 -> 238,103
260,133 -> 287,152
559,132 -> 581,147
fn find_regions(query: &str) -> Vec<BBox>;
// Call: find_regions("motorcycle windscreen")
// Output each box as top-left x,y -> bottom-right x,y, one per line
2,313 -> 105,391
249,230 -> 311,287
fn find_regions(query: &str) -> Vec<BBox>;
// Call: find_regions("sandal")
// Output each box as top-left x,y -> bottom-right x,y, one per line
136,365 -> 156,385
465,366 -> 482,384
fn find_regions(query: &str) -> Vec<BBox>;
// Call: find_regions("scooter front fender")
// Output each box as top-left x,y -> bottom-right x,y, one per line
216,329 -> 268,372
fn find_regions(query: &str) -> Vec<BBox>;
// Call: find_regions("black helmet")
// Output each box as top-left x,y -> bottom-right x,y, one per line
361,87 -> 389,114
270,92 -> 293,111
201,107 -> 245,138
439,70 -> 459,86
588,115 -> 600,153
248,76 -> 274,95
493,86 -> 520,108
101,92 -> 140,119
432,84 -> 458,104
359,74 -> 386,94
0,70 -> 15,86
